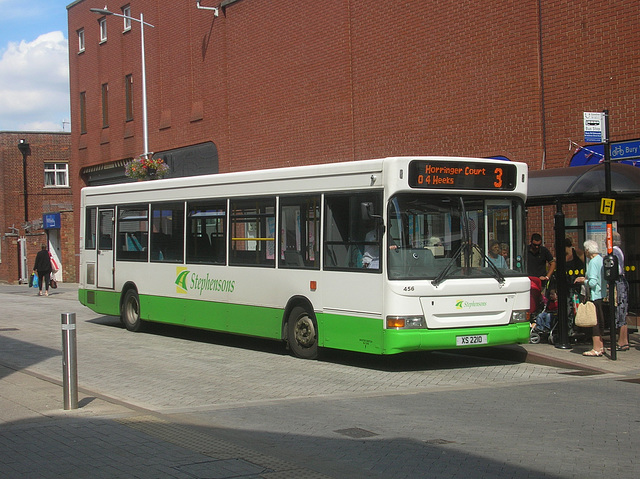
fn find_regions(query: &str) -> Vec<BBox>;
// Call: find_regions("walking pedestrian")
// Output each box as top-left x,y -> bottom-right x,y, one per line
33,245 -> 51,297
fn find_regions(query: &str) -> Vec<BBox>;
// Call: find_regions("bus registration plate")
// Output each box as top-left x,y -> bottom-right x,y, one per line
456,334 -> 487,346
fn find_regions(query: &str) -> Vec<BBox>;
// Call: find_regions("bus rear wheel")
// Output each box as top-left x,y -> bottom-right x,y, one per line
121,289 -> 144,332
287,306 -> 318,359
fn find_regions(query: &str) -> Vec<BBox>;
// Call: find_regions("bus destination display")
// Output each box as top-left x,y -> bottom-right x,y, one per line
408,160 -> 517,191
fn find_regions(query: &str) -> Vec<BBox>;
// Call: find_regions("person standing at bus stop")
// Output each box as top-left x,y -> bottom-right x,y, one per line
574,240 -> 606,357
33,245 -> 52,296
612,232 -> 630,351
527,233 -> 556,292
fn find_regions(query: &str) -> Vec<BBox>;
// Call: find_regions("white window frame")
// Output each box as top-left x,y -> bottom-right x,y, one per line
122,5 -> 132,32
78,28 -> 85,53
99,17 -> 107,43
44,163 -> 70,188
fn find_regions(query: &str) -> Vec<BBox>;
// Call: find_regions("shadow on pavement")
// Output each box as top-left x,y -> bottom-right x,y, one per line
87,314 -> 528,372
0,335 -> 59,380
0,412 -> 567,479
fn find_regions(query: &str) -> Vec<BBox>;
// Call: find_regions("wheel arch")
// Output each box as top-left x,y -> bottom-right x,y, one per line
120,281 -> 139,311
281,295 -> 316,341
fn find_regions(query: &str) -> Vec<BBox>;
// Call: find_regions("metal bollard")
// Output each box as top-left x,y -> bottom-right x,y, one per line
61,313 -> 78,410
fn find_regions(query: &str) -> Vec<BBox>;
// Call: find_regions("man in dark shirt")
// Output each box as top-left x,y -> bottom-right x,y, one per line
527,233 -> 556,283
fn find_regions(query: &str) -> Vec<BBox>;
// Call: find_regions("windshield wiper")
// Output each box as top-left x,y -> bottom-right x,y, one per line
432,198 -> 471,288
431,242 -> 464,287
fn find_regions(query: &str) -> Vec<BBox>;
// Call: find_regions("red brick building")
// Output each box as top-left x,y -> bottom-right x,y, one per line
0,132 -> 74,284
67,1 -> 639,270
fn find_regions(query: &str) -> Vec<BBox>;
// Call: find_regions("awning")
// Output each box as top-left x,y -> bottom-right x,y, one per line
527,163 -> 640,206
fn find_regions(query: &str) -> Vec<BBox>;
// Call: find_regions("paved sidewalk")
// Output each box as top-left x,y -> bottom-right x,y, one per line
1,282 -> 638,478
1,359 -> 335,479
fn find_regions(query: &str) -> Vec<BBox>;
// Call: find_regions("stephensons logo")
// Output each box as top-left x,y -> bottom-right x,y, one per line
175,267 -> 235,295
456,299 -> 487,309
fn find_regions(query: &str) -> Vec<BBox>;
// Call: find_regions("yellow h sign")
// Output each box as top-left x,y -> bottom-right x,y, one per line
600,198 -> 615,215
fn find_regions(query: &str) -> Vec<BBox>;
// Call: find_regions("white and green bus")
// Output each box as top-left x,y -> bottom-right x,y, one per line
79,156 -> 531,359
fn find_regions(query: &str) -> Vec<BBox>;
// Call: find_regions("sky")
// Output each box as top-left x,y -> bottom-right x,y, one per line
0,0 -> 71,132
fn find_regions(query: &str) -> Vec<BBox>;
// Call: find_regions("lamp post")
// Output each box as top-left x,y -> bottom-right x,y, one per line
17,139 -> 29,222
90,6 -> 154,159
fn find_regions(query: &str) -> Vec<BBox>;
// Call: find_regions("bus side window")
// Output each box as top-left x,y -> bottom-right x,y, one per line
151,203 -> 184,263
85,207 -> 97,250
116,206 -> 148,261
279,196 -> 320,270
229,198 -> 275,267
324,193 -> 382,272
187,201 -> 226,265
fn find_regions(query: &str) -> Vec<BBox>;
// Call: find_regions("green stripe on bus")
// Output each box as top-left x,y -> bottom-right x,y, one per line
79,289 -> 530,355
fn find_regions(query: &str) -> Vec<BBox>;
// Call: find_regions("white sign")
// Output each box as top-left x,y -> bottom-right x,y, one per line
584,112 -> 606,143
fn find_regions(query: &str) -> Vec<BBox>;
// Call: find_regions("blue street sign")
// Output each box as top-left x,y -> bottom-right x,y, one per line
610,139 -> 640,161
43,212 -> 61,229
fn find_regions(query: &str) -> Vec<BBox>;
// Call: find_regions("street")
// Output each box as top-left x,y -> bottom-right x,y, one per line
1,282 -> 639,478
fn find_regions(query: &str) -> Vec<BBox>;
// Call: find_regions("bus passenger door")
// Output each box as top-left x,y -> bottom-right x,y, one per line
97,208 -> 115,289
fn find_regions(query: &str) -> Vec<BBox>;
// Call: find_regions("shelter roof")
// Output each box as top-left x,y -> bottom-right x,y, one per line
527,163 -> 640,206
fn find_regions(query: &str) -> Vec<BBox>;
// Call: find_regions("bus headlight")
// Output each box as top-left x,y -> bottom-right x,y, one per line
386,316 -> 426,329
510,310 -> 528,323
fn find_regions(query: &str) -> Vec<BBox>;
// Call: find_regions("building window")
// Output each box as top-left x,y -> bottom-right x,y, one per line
101,83 -> 109,128
122,5 -> 132,31
80,91 -> 87,134
77,29 -> 85,52
99,17 -> 107,43
44,163 -> 69,188
125,74 -> 134,121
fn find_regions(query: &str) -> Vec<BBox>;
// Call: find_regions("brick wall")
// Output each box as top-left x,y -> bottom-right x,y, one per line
0,132 -> 73,284
540,0 -> 639,168
67,0 -> 639,277
68,1 -> 638,172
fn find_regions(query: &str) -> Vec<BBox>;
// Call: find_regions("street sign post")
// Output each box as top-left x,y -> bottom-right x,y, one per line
600,110 -> 617,360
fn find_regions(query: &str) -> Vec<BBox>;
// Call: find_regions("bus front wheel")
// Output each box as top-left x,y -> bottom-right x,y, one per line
121,289 -> 144,332
287,306 -> 318,359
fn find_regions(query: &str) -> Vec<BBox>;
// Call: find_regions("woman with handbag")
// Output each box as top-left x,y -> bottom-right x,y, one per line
574,239 -> 607,357
32,245 -> 52,297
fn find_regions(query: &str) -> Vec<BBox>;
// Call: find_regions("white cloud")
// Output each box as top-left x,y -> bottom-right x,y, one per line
0,31 -> 69,131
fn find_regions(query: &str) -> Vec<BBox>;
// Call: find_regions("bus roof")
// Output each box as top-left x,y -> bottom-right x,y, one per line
81,156 -> 527,203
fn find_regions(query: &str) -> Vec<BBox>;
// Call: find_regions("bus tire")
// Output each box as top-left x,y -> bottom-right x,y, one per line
121,289 -> 144,332
287,306 -> 318,359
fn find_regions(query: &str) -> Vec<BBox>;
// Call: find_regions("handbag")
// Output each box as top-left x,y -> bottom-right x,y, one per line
28,273 -> 35,287
575,300 -> 597,328
50,278 -> 58,289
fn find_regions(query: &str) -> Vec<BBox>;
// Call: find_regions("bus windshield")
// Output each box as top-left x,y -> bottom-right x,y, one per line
387,194 -> 525,282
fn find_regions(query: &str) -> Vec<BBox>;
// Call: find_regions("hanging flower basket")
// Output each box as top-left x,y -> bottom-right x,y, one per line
125,156 -> 169,180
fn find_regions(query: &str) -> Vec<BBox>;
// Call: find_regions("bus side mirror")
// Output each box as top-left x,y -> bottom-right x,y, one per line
361,202 -> 375,220
361,201 -> 385,233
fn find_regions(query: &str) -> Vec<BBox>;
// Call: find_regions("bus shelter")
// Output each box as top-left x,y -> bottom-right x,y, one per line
528,163 -> 640,344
